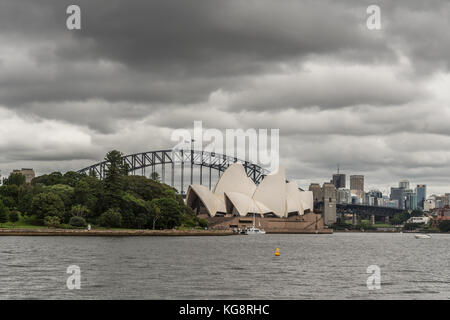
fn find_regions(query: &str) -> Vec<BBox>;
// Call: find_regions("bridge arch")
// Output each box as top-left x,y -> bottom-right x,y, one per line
77,149 -> 270,194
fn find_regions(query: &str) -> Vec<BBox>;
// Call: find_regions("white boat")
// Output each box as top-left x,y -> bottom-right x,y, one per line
245,226 -> 266,235
414,234 -> 431,239
244,213 -> 266,235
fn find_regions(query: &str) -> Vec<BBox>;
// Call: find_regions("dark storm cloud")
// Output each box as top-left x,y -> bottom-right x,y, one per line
0,0 -> 395,108
63,0 -> 390,72
0,0 -> 447,112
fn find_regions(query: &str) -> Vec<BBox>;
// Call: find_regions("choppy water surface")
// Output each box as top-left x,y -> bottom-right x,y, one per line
0,233 -> 449,299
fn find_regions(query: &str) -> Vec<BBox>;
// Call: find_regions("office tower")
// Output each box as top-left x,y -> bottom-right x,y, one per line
390,187 -> 406,209
309,183 -> 323,204
405,190 -> 417,210
350,175 -> 364,192
416,185 -> 427,209
366,190 -> 382,206
399,180 -> 410,189
332,174 -> 346,189
322,183 -> 337,225
337,188 -> 352,204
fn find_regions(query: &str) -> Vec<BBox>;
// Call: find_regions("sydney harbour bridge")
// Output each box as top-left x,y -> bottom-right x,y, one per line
77,149 -> 270,195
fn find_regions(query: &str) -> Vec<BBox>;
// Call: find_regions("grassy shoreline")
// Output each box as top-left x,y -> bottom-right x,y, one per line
0,228 -> 234,236
0,214 -> 232,235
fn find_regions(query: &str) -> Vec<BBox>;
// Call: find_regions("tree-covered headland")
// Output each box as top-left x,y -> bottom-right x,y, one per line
0,150 -> 207,229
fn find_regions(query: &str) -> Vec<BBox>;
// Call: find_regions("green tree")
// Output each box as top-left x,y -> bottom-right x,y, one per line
102,150 -> 128,209
151,204 -> 161,230
88,170 -> 98,179
151,197 -> 182,229
31,172 -> 65,186
74,177 -> 102,213
70,204 -> 90,218
0,184 -> 19,208
135,213 -> 148,229
4,173 -> 26,186
30,193 -> 65,224
438,220 -> 450,232
391,211 -> 410,225
17,184 -> 35,215
0,200 -> 8,225
98,208 -> 122,228
404,222 -> 422,231
45,184 -> 74,208
121,210 -> 136,228
44,216 -> 60,228
198,218 -> 208,229
104,150 -> 128,189
62,171 -> 85,187
44,184 -> 74,223
8,211 -> 20,223
150,172 -> 160,182
69,216 -> 87,228
0,195 -> 15,208
123,175 -> 178,202
120,192 -> 149,228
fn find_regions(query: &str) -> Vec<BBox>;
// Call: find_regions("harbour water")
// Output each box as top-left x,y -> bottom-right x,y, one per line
1,233 -> 449,299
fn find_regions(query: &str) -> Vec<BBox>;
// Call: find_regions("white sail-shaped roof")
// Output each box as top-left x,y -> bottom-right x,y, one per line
286,181 -> 305,215
213,163 -> 257,198
298,190 -> 313,211
225,192 -> 271,216
253,166 -> 287,217
186,184 -> 226,216
187,164 -> 313,218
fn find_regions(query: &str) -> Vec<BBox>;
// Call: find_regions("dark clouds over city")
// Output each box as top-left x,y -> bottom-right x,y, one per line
1,0 -> 450,194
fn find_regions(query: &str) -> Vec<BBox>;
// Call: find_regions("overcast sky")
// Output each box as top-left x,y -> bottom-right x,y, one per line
1,0 -> 450,195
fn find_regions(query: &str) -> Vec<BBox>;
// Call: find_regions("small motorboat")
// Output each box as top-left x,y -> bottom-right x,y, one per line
414,234 -> 431,239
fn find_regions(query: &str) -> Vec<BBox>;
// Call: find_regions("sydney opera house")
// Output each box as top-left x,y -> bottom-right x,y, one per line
186,164 -> 330,233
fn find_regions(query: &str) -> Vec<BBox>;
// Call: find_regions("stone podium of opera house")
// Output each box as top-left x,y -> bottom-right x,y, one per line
186,163 -> 331,234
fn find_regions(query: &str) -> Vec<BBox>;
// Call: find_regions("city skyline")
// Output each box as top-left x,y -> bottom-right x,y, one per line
2,164 -> 447,199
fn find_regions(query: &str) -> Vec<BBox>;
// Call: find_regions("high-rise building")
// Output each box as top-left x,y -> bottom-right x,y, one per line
416,185 -> 426,209
322,183 -> 337,225
351,189 -> 365,204
399,180 -> 410,189
309,183 -> 323,204
332,174 -> 346,189
337,188 -> 351,204
366,190 -> 382,206
424,198 -> 436,212
390,187 -> 406,209
444,193 -> 450,207
350,175 -> 364,192
405,191 -> 417,210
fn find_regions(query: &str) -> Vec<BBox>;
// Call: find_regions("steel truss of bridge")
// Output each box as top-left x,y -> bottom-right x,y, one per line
336,203 -> 404,217
77,149 -> 270,194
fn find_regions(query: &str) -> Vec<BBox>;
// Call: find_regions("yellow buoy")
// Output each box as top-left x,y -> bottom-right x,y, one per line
274,248 -> 280,256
